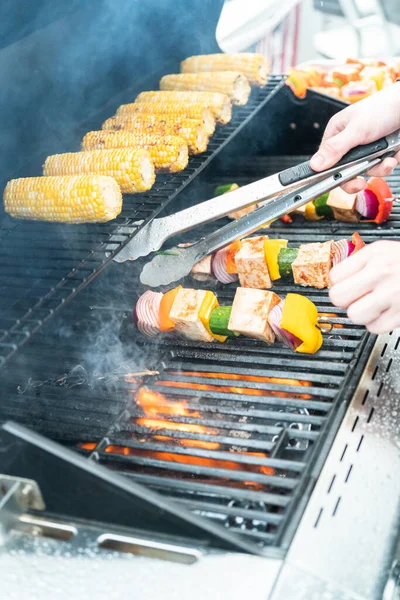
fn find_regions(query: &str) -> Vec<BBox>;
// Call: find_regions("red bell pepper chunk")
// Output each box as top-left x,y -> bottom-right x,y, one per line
365,177 -> 393,224
281,214 -> 293,223
350,232 -> 365,254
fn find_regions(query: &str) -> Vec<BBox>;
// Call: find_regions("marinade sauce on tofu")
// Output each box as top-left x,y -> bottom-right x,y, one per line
327,187 -> 359,222
292,241 -> 333,289
228,288 -> 281,343
235,236 -> 272,289
169,288 -> 214,342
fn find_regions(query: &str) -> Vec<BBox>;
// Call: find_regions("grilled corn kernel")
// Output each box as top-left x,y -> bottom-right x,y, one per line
3,175 -> 122,223
43,148 -> 155,194
160,72 -> 251,105
181,53 -> 269,87
102,114 -> 208,155
81,131 -> 188,173
117,101 -> 215,135
135,90 -> 232,124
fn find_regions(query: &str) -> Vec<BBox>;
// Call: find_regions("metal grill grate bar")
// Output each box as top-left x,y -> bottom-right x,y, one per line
0,76 -> 285,368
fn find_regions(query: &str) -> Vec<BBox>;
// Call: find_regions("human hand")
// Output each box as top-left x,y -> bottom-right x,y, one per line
310,84 -> 400,193
329,241 -> 400,334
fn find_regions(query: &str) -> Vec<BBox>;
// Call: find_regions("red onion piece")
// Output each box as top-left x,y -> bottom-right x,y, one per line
268,301 -> 302,351
356,189 -> 379,219
211,247 -> 238,284
135,290 -> 163,337
332,239 -> 355,266
346,89 -> 366,96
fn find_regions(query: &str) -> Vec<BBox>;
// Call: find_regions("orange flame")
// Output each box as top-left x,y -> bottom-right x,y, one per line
81,368 -> 315,487
160,371 -> 312,399
135,388 -> 219,450
318,312 -> 343,329
103,387 -> 276,482
80,442 -> 96,450
104,445 -> 274,477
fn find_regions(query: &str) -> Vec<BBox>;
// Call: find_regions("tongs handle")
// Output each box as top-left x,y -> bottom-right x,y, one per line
279,137 -> 390,186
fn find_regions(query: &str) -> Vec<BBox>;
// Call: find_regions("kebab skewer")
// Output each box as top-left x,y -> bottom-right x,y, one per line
134,287 -> 323,355
216,177 -> 394,224
179,232 -> 365,290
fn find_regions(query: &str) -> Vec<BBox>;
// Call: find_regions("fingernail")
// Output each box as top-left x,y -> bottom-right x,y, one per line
311,154 -> 325,169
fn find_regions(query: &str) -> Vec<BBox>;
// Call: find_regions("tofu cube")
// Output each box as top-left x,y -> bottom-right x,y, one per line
234,236 -> 272,289
228,205 -> 256,220
191,255 -> 212,281
327,187 -> 359,222
293,204 -> 306,215
228,287 -> 281,344
169,288 -> 214,342
292,241 -> 333,289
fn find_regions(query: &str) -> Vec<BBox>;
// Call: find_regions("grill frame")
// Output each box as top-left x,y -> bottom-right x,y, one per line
2,87 -> 399,556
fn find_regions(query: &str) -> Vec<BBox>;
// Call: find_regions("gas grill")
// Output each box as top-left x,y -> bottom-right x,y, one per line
1,2 -> 400,599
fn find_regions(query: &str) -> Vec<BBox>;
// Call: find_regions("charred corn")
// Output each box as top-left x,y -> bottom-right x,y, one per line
3,175 -> 122,223
116,101 -> 215,135
160,72 -> 251,105
43,148 -> 155,194
181,53 -> 269,87
102,114 -> 208,155
135,90 -> 232,124
81,131 -> 188,173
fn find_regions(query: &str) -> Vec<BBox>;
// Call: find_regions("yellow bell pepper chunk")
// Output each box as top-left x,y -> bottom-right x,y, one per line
280,293 -> 323,354
264,239 -> 288,280
305,202 -> 324,221
361,67 -> 385,91
199,291 -> 227,343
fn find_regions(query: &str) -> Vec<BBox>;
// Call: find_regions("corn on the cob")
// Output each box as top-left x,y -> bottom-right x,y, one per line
102,114 -> 208,155
3,175 -> 122,223
181,53 -> 269,87
135,91 -> 232,125
43,148 -> 155,195
116,102 -> 215,136
81,131 -> 188,173
160,72 -> 251,106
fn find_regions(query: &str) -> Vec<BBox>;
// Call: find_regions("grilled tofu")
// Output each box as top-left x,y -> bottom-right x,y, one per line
292,241 -> 333,289
228,288 -> 281,343
327,187 -> 359,222
178,244 -> 213,281
228,205 -> 256,220
293,204 -> 306,216
191,255 -> 213,281
169,288 -> 214,342
235,236 -> 272,289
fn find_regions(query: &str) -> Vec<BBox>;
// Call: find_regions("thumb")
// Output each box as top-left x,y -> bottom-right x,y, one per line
310,126 -> 358,172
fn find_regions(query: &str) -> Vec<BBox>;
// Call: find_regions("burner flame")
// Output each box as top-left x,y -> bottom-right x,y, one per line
161,372 -> 312,399
98,368 -> 316,487
136,388 -> 219,450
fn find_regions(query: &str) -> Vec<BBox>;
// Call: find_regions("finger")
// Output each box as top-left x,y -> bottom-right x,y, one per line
341,176 -> 366,194
346,290 -> 391,325
310,126 -> 358,172
366,157 -> 398,178
329,245 -> 371,287
320,112 -> 348,144
365,307 -> 400,335
329,266 -> 382,309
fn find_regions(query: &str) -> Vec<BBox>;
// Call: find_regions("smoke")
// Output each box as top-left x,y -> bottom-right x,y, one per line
0,0 -> 223,193
1,0 -> 224,426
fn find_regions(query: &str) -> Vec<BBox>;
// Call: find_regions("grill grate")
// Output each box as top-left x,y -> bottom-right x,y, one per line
81,161 -> 399,550
2,158 -> 399,550
0,75 -> 284,369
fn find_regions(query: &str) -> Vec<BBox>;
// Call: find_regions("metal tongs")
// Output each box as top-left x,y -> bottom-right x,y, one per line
113,131 -> 400,288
